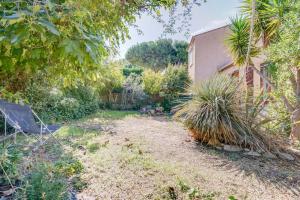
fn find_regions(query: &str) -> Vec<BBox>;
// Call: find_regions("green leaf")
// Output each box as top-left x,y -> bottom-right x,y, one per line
37,19 -> 60,36
33,5 -> 41,13
0,36 -> 6,42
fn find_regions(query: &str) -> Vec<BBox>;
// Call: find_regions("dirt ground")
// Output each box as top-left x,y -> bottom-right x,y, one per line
73,115 -> 300,200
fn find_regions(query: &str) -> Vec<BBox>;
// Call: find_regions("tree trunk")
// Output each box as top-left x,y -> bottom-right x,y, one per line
250,65 -> 294,112
290,68 -> 300,142
290,108 -> 300,141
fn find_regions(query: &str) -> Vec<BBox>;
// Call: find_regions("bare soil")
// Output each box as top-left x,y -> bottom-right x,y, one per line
75,116 -> 300,200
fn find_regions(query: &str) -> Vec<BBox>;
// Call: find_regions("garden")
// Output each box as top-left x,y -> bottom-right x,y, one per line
0,0 -> 300,199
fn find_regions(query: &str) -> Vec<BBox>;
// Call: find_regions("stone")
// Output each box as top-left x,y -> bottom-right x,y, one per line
263,152 -> 277,159
216,146 -> 223,150
223,145 -> 242,152
185,139 -> 191,142
244,151 -> 261,157
277,152 -> 295,161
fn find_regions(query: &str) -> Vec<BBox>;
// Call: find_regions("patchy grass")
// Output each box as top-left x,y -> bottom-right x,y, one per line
83,110 -> 138,121
5,111 -> 297,199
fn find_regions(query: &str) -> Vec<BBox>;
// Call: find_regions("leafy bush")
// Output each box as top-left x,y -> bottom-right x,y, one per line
64,85 -> 100,118
96,64 -> 125,106
24,78 -> 101,122
161,65 -> 190,110
123,64 -> 144,77
0,145 -> 22,185
175,75 -> 273,151
142,69 -> 163,96
54,158 -> 84,177
21,163 -> 68,200
120,75 -> 146,109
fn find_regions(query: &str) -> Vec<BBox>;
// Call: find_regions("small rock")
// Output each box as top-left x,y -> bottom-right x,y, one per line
223,145 -> 242,152
244,148 -> 250,152
263,152 -> 277,159
216,146 -> 223,150
78,145 -> 86,151
277,152 -> 294,161
244,151 -> 261,157
185,139 -> 191,142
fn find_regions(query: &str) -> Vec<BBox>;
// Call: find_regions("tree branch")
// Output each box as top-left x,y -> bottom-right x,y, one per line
289,73 -> 297,95
250,65 -> 294,112
296,68 -> 300,105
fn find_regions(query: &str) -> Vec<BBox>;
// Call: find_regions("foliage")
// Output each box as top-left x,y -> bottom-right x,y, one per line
177,179 -> 217,200
226,16 -> 259,66
54,158 -> 84,177
96,62 -> 125,105
142,69 -> 164,96
0,145 -> 22,185
161,65 -> 190,110
24,78 -> 101,122
227,0 -> 292,66
20,163 -> 68,200
175,75 -> 272,151
240,0 -> 292,45
0,0 -> 203,92
120,75 -> 146,109
123,64 -> 144,77
265,1 -> 300,135
125,39 -> 188,71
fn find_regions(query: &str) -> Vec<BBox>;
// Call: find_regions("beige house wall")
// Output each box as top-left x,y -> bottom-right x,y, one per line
188,25 -> 232,84
188,24 -> 265,93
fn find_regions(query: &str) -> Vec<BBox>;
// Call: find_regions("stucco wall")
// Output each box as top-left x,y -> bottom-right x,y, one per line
189,25 -> 232,83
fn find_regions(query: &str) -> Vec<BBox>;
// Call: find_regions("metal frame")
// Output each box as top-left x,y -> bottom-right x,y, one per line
0,107 -> 60,148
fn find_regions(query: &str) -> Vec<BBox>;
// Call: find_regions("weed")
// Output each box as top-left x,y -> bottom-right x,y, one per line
87,143 -> 101,153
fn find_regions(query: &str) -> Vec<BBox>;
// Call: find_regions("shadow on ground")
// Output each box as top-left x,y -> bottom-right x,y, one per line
193,142 -> 300,196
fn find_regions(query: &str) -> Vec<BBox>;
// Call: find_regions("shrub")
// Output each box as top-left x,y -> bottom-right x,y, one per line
175,75 -> 273,151
121,75 -> 146,109
54,158 -> 84,177
142,69 -> 163,96
64,85 -> 100,117
24,78 -> 101,122
161,65 -> 190,110
96,64 -> 125,106
123,64 -> 144,77
21,163 -> 68,200
0,145 -> 22,185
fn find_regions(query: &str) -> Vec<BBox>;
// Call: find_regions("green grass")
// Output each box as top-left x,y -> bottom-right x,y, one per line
87,110 -> 139,120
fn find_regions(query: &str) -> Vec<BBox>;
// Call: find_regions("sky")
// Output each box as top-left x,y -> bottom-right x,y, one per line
118,0 -> 241,58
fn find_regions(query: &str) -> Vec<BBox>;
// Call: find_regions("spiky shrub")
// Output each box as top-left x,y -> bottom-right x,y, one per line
175,75 -> 272,151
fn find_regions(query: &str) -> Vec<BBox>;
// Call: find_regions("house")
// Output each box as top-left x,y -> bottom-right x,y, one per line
188,24 -> 268,94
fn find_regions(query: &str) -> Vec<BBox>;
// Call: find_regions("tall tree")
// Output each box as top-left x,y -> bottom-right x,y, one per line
0,0 -> 201,92
267,3 -> 300,140
125,39 -> 188,71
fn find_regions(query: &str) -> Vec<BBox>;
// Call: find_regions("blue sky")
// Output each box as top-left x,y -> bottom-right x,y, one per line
118,0 -> 241,58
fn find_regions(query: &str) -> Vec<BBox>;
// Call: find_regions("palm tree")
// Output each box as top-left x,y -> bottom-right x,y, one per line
227,0 -> 292,66
226,0 -> 299,141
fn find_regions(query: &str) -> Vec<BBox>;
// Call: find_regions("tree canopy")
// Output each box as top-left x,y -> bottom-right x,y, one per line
0,0 -> 202,92
125,39 -> 188,71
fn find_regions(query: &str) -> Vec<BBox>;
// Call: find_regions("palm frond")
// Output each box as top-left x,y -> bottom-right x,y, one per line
175,75 -> 276,152
226,16 -> 259,66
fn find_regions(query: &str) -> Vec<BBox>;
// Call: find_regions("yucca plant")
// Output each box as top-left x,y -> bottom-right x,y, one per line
175,75 -> 273,152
